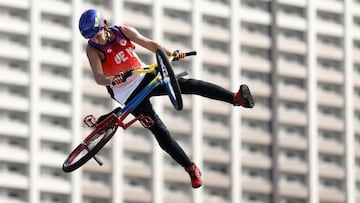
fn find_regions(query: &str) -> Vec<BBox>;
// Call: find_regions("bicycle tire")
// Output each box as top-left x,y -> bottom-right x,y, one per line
62,127 -> 115,172
156,48 -> 183,110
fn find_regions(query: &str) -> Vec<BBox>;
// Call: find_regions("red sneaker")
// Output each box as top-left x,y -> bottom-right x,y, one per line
185,164 -> 203,188
233,84 -> 254,108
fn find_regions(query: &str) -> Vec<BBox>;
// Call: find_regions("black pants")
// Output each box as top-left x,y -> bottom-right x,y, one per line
111,74 -> 234,167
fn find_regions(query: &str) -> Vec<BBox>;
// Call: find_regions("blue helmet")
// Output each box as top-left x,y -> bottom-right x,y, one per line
79,9 -> 106,39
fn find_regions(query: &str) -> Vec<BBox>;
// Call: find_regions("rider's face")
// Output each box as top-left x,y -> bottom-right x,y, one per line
90,29 -> 106,45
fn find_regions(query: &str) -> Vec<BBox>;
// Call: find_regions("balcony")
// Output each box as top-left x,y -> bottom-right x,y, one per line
202,24 -> 230,42
317,66 -> 344,84
202,99 -> 230,116
202,48 -> 230,67
278,107 -> 307,126
164,192 -> 190,203
39,150 -> 67,167
203,120 -> 230,139
40,47 -> 71,67
202,71 -> 230,89
164,165 -> 187,183
0,172 -> 28,189
123,186 -> 152,203
201,1 -> 230,17
39,177 -> 70,194
317,43 -> 344,61
279,159 -> 308,174
354,51 -> 360,71
0,144 -> 29,163
164,114 -> 192,135
278,61 -> 307,79
317,115 -> 344,131
0,120 -> 29,137
319,188 -> 345,202
241,31 -> 271,49
277,13 -> 307,31
241,103 -> 272,121
203,145 -> 230,164
39,74 -> 72,92
39,0 -> 71,15
203,170 -> 230,188
123,135 -> 152,154
0,66 -> 29,86
278,135 -> 307,150
0,92 -> 29,112
278,0 -> 306,7
318,139 -> 344,155
278,85 -> 307,102
163,17 -> 192,36
242,128 -> 271,145
123,160 -> 152,178
277,37 -> 307,55
163,0 -> 192,11
316,19 -> 343,37
123,10 -> 152,29
82,80 -> 108,98
240,6 -> 271,26
38,125 -> 71,143
40,21 -> 71,41
83,182 -> 112,199
0,0 -> 29,9
242,154 -> 272,169
279,183 -> 308,198
0,40 -> 29,60
0,14 -> 29,35
241,53 -> 271,73
319,163 -> 345,179
317,91 -> 344,108
315,0 -> 344,13
242,179 -> 272,194
39,100 -> 72,117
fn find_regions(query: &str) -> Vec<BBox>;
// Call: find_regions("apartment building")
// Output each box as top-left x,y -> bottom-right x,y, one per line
1,0 -> 360,203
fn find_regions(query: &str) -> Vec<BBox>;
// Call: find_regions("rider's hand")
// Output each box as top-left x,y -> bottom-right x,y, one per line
172,49 -> 185,61
111,72 -> 126,86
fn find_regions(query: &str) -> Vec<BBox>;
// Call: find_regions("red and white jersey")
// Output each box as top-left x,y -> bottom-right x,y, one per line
88,26 -> 145,104
88,25 -> 142,76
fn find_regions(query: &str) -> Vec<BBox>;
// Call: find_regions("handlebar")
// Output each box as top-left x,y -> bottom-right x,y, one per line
115,50 -> 197,85
185,51 -> 197,56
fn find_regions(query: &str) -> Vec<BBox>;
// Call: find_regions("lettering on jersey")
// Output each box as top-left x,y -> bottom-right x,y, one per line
114,47 -> 136,64
126,47 -> 135,57
114,51 -> 128,64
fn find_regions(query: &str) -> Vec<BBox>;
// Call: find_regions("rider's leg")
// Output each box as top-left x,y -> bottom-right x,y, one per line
130,99 -> 191,167
130,99 -> 203,188
151,77 -> 254,108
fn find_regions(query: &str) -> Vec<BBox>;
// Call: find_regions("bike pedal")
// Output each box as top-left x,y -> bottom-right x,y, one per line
84,115 -> 97,128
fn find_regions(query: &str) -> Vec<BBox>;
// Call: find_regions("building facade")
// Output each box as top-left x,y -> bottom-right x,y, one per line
0,0 -> 360,203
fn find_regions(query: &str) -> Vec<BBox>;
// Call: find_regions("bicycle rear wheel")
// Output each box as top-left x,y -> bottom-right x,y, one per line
62,127 -> 115,172
156,48 -> 183,110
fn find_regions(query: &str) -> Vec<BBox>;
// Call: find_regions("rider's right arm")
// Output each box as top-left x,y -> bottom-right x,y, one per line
86,45 -> 113,86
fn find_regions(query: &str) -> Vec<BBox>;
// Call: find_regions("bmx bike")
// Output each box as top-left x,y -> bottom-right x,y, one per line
62,48 -> 196,172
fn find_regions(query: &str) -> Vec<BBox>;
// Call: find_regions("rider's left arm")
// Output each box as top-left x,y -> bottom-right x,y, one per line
120,25 -> 174,56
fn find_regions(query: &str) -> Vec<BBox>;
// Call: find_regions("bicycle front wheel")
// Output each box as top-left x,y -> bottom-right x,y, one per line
156,48 -> 183,110
62,127 -> 115,172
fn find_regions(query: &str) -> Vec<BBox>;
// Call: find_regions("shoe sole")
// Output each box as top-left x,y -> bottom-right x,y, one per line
240,84 -> 254,108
